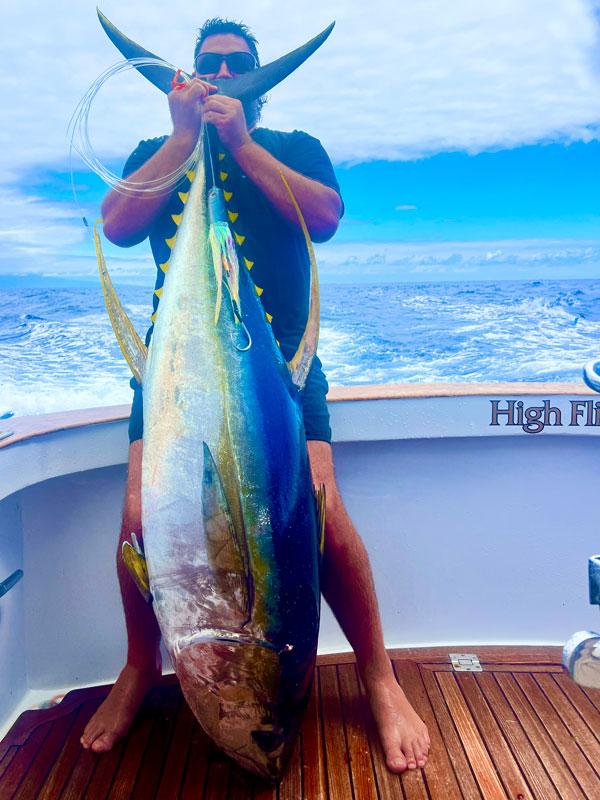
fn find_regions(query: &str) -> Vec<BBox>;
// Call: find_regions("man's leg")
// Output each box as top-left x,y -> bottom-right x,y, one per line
80,440 -> 162,753
307,440 -> 430,773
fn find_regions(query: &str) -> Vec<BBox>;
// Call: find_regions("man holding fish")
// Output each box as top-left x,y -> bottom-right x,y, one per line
80,17 -> 430,774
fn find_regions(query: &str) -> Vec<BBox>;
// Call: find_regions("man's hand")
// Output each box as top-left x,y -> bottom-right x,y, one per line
200,94 -> 252,153
168,78 -> 251,154
167,77 -> 215,144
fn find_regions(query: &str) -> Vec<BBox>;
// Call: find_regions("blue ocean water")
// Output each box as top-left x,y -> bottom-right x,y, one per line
1,279 -> 599,417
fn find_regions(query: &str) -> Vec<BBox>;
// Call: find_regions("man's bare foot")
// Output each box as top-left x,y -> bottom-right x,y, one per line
363,671 -> 430,773
80,661 -> 161,754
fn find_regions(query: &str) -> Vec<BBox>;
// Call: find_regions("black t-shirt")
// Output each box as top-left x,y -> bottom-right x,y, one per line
122,128 -> 342,357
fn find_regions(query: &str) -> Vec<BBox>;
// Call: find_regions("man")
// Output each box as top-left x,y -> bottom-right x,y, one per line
80,19 -> 430,773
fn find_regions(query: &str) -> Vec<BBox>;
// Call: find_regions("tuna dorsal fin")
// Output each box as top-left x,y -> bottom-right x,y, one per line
202,442 -> 250,617
94,221 -> 147,384
278,172 -> 320,390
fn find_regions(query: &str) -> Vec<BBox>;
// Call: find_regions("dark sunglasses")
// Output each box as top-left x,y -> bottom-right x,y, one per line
194,51 -> 257,75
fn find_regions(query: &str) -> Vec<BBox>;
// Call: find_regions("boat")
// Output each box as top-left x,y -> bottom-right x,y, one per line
1,381 -> 600,797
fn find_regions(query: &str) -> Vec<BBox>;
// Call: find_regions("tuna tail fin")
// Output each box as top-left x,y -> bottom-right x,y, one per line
97,8 -> 334,103
202,442 -> 251,619
94,221 -> 147,385
279,172 -> 320,390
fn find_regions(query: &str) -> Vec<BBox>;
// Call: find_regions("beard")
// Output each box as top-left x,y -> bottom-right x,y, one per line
243,95 -> 265,128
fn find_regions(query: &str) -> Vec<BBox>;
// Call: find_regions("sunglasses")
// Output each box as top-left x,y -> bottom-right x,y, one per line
194,51 -> 257,76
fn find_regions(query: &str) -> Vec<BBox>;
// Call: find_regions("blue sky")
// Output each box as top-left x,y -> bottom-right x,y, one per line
1,0 -> 600,285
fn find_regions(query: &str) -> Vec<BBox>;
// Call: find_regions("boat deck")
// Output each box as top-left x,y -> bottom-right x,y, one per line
1,647 -> 599,799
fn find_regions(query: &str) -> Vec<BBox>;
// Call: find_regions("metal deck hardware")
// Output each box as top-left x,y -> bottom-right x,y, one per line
449,653 -> 483,672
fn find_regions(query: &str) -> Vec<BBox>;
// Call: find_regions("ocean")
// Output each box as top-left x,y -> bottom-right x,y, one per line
1,278 -> 599,418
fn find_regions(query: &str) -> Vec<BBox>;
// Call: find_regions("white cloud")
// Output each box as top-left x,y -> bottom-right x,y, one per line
1,1 -> 599,283
0,185 -> 155,281
314,237 -> 600,281
1,0 -> 600,173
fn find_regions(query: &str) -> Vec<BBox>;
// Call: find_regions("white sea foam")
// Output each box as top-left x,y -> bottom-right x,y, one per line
1,378 -> 132,419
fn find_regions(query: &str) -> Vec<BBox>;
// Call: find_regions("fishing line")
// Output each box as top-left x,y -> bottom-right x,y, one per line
67,57 -> 201,202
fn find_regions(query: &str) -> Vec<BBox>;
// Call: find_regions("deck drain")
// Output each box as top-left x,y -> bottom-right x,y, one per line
449,653 -> 482,672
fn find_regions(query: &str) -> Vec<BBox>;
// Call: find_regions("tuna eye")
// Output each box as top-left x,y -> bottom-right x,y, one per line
251,730 -> 284,753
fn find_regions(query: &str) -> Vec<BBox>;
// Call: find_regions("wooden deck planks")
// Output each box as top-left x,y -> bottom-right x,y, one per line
3,649 -> 600,799
473,672 -> 561,800
319,664 -> 355,800
300,673 -> 327,800
394,659 -> 461,800
514,672 -> 600,798
494,672 -> 587,800
420,666 -> 483,800
435,670 -> 508,799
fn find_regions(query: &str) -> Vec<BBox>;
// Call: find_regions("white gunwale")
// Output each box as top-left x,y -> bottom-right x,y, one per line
0,381 -> 594,450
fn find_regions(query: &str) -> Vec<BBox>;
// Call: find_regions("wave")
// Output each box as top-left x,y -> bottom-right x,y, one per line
2,278 -> 599,417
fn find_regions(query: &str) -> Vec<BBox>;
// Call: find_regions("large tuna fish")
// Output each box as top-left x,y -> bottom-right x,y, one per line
93,12 -> 331,781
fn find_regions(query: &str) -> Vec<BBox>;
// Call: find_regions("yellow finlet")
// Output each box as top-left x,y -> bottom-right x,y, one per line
235,233 -> 245,246
224,191 -> 233,202
171,213 -> 183,226
228,211 -> 238,223
165,234 -> 177,249
159,259 -> 169,274
254,285 -> 264,297
178,191 -> 189,204
266,312 -> 273,323
151,312 -> 157,323
219,152 -> 225,160
122,536 -> 151,604
244,258 -> 254,270
186,169 -> 196,182
220,171 -> 228,182
154,287 -> 163,299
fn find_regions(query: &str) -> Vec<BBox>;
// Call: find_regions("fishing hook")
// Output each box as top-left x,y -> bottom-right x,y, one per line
231,319 -> 252,352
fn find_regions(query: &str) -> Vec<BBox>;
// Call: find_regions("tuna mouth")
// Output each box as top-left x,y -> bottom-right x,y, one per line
173,628 -> 277,657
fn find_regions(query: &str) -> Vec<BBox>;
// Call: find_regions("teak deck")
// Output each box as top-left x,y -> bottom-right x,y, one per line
2,647 -> 600,799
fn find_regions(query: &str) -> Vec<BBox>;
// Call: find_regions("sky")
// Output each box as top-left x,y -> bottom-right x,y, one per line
1,0 -> 600,286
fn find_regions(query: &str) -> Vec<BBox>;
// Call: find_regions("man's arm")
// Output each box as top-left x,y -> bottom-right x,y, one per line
201,94 -> 342,243
232,139 -> 342,243
102,79 -> 342,247
101,81 -> 210,247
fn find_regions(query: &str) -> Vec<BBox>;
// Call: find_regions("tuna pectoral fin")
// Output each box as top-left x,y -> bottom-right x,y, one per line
94,221 -> 147,385
279,173 -> 319,391
315,484 -> 326,556
122,534 -> 151,603
202,443 -> 251,617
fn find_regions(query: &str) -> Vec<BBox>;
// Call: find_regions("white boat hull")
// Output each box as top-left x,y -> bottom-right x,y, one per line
2,383 -> 599,735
